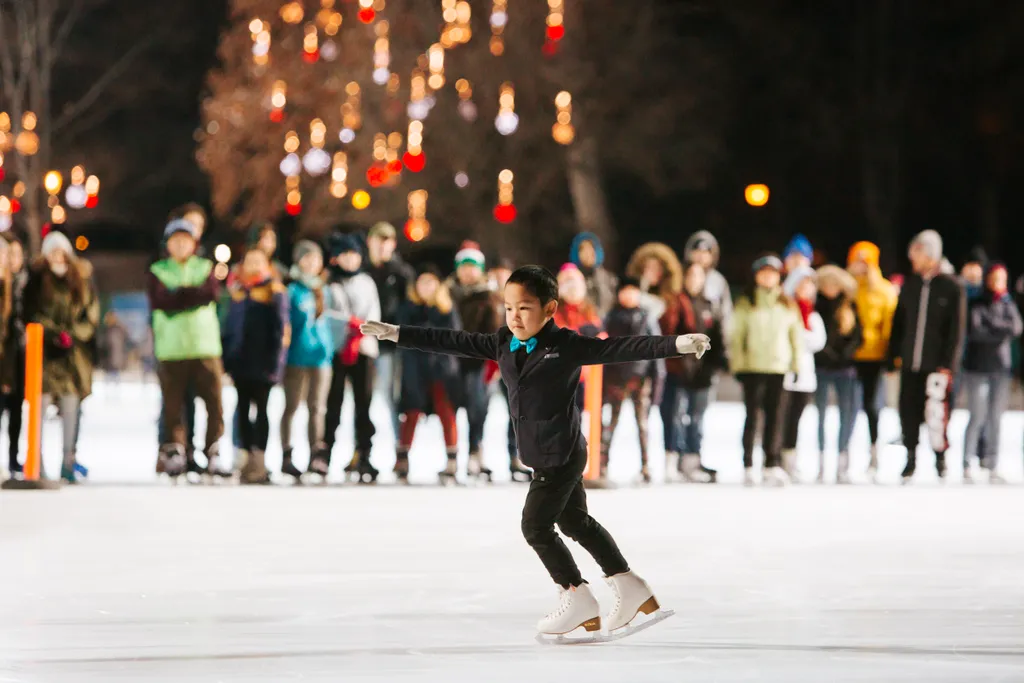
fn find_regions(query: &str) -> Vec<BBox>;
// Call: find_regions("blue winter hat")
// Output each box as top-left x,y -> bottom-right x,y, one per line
329,232 -> 363,258
163,218 -> 197,241
570,232 -> 604,268
783,234 -> 813,262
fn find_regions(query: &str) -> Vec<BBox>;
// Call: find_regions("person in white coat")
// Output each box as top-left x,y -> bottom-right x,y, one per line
780,266 -> 827,482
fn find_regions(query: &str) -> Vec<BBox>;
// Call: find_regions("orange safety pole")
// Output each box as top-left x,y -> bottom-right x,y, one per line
583,365 -> 603,481
23,323 -> 44,480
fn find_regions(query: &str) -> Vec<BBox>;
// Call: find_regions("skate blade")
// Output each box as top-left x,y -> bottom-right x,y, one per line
535,617 -> 603,645
536,610 -> 674,645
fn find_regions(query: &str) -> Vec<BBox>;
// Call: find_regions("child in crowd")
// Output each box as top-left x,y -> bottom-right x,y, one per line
779,266 -> 826,483
222,248 -> 290,484
394,265 -> 462,483
360,265 -> 710,638
599,278 -> 665,483
316,233 -> 381,482
729,254 -> 802,486
660,261 -> 724,482
280,240 -> 333,481
148,219 -> 225,478
813,265 -> 862,483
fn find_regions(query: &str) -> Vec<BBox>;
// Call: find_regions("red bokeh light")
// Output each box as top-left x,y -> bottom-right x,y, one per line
85,195 -> 98,209
302,48 -> 320,64
546,25 -> 565,41
41,223 -> 51,238
0,168 -> 5,182
357,8 -> 375,23
10,198 -> 21,213
269,108 -> 285,123
285,201 -> 302,216
493,204 -> 517,224
402,151 -> 426,173
366,165 -> 390,188
386,159 -> 403,175
404,220 -> 427,242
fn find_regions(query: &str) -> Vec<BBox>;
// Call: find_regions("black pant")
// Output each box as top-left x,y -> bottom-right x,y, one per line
521,447 -> 629,589
234,378 -> 272,452
324,353 -> 375,455
899,369 -> 950,457
740,373 -> 785,468
855,361 -> 884,445
780,390 -> 810,451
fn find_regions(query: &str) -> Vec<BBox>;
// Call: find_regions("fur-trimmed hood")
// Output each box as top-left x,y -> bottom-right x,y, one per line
626,242 -> 684,297
817,264 -> 857,300
683,231 -> 721,268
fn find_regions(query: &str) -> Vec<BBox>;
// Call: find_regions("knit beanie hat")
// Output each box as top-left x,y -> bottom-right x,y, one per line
41,231 -> 75,259
163,218 -> 197,242
329,232 -> 363,258
783,234 -> 813,262
783,266 -> 817,298
847,241 -> 880,268
454,240 -> 485,270
292,239 -> 322,264
909,230 -> 943,262
751,254 -> 783,273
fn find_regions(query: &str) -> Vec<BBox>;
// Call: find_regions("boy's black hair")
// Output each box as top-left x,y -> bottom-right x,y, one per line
506,265 -> 558,304
167,202 -> 207,223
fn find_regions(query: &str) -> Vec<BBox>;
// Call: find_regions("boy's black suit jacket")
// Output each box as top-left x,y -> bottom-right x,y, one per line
397,320 -> 679,469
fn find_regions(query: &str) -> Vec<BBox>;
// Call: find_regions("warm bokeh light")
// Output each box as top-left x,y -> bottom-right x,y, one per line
75,236 -> 89,251
352,190 -> 371,210
214,244 -> 232,263
44,171 -> 63,195
745,183 -> 770,207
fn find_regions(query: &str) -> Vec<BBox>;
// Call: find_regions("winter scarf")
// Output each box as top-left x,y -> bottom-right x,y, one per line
797,298 -> 814,330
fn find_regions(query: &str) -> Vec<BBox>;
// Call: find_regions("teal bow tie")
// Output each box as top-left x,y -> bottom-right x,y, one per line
510,336 -> 537,354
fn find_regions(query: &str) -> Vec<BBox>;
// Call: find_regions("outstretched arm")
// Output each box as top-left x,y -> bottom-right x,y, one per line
361,321 -> 499,361
566,332 -> 710,366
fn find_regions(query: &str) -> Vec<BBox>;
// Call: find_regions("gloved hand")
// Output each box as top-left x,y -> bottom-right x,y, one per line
675,333 -> 711,359
359,320 -> 399,343
57,331 -> 73,349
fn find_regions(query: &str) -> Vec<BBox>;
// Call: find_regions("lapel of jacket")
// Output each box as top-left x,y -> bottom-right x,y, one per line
519,335 -> 555,381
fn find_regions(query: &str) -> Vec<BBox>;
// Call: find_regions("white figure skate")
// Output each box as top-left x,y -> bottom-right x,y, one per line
535,584 -> 601,643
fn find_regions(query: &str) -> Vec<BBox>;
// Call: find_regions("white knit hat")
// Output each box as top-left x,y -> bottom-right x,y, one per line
454,240 -> 485,270
41,231 -> 75,259
910,230 -> 943,262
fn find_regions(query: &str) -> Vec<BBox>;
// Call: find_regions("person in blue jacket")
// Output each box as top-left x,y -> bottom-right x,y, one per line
280,240 -> 333,481
222,247 -> 290,484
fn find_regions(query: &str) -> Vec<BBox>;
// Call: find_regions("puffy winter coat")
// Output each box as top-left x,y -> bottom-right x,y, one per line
783,311 -> 827,393
570,232 -> 618,318
889,272 -> 966,374
602,304 -> 666,397
815,294 -> 863,371
852,267 -> 898,363
660,293 -> 724,389
396,284 -> 463,413
325,271 -> 381,359
683,231 -> 733,329
963,292 -> 1023,373
449,279 -> 502,371
24,259 -> 100,398
148,256 -> 222,361
729,287 -> 802,376
626,242 -> 684,322
286,272 -> 333,368
222,277 -> 290,384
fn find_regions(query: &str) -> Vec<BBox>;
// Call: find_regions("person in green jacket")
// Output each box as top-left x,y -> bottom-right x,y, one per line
729,254 -> 802,487
147,219 -> 226,478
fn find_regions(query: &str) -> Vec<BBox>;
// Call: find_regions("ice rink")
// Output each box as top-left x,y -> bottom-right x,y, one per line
2,381 -> 1024,681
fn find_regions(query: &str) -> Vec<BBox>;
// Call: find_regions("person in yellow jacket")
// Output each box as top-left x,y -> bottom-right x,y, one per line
729,254 -> 803,487
847,241 -> 898,480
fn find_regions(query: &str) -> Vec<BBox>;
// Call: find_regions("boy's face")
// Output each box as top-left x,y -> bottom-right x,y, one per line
336,250 -> 362,273
504,282 -> 556,340
457,263 -> 483,286
299,250 -> 323,276
258,229 -> 277,257
167,232 -> 196,261
618,285 -> 641,309
243,250 -> 270,278
577,241 -> 596,268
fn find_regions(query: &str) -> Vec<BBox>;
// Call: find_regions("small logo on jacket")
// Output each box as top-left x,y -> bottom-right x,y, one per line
542,352 -> 559,360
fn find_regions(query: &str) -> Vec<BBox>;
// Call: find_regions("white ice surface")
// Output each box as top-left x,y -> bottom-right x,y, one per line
1,382 -> 1023,682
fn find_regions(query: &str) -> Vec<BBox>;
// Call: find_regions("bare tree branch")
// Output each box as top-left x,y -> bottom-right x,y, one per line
51,34 -> 155,132
51,0 -> 88,59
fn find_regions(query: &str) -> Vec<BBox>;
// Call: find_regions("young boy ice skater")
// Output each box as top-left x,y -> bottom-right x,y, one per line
361,265 -> 710,638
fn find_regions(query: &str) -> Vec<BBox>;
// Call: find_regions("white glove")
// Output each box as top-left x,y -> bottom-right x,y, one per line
360,320 -> 399,343
676,333 -> 711,359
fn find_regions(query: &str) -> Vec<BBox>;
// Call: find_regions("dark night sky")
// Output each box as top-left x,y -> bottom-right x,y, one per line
58,0 -> 1024,283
